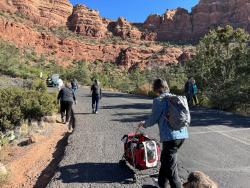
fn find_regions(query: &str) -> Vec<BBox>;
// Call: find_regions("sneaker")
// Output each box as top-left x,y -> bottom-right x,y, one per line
95,111 -> 98,114
152,178 -> 160,188
92,109 -> 95,114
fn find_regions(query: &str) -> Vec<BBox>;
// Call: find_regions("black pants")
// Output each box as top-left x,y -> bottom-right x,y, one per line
158,139 -> 185,188
193,94 -> 198,105
186,94 -> 193,107
60,101 -> 73,122
92,95 -> 100,112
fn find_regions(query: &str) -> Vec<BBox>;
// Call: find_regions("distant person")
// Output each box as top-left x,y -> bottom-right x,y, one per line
57,82 -> 76,131
71,78 -> 79,93
185,77 -> 194,106
138,78 -> 189,188
91,79 -> 102,114
191,78 -> 199,106
58,78 -> 64,91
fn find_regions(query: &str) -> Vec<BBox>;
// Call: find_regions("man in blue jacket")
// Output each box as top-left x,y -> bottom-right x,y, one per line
139,78 -> 189,188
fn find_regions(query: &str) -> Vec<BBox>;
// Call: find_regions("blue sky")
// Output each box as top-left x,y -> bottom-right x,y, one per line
69,0 -> 199,22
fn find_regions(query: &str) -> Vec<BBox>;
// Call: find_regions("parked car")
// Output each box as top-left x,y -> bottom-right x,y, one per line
47,74 -> 60,87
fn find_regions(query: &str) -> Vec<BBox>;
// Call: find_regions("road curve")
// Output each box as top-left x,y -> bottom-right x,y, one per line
47,88 -> 250,188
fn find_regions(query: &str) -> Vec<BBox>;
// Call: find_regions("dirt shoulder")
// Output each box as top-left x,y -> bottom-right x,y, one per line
1,121 -> 68,188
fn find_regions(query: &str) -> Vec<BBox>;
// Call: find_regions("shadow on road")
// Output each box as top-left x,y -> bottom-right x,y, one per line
107,104 -> 250,128
57,163 -> 135,184
191,107 -> 250,128
102,92 -> 152,100
112,114 -> 149,123
102,103 -> 152,110
74,113 -> 93,115
142,185 -> 157,188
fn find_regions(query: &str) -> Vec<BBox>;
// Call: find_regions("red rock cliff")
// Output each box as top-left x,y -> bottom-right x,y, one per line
67,4 -> 108,38
0,0 -> 73,26
144,0 -> 250,42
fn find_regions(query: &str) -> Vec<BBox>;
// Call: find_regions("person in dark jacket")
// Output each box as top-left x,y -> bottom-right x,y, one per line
57,82 -> 76,129
71,78 -> 78,93
91,79 -> 102,114
184,77 -> 194,107
139,78 -> 188,188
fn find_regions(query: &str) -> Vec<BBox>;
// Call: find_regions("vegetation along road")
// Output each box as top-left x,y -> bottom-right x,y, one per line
48,88 -> 250,188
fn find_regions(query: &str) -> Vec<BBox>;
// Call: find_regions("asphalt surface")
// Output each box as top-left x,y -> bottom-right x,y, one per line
48,88 -> 250,188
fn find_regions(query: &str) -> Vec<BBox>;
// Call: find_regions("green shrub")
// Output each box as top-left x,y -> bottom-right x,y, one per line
0,88 -> 57,132
61,61 -> 91,85
30,79 -> 47,92
186,25 -> 250,113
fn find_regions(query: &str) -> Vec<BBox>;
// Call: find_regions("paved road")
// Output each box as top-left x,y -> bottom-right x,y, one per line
48,88 -> 250,188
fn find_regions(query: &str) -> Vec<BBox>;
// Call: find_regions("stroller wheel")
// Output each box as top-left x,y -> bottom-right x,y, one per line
119,160 -> 126,167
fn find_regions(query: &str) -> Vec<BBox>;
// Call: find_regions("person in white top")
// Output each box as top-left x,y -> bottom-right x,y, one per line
58,78 -> 64,91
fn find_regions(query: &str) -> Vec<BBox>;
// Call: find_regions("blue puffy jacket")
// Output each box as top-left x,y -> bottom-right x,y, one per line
144,92 -> 189,142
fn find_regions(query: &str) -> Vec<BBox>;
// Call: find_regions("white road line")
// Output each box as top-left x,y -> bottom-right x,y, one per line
186,166 -> 250,173
204,127 -> 250,146
190,127 -> 250,135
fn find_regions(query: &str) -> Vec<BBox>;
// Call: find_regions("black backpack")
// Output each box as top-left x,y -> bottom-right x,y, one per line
92,84 -> 100,95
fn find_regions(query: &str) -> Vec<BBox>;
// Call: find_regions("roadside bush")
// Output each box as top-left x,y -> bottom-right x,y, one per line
186,25 -> 250,114
0,88 -> 57,132
61,61 -> 91,85
30,79 -> 47,92
135,83 -> 151,96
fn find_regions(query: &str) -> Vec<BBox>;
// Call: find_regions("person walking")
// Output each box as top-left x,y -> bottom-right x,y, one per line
91,79 -> 102,114
191,78 -> 199,106
71,78 -> 79,93
184,77 -> 194,107
138,78 -> 189,188
57,82 -> 76,131
58,77 -> 64,91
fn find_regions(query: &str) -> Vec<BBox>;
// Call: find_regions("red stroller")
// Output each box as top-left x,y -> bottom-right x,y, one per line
119,131 -> 161,181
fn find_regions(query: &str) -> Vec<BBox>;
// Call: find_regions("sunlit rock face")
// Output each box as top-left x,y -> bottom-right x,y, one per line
144,0 -> 250,42
0,0 -> 73,26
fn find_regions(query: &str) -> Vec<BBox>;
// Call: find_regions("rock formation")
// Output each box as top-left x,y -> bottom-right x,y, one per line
1,0 -> 249,42
67,4 -> 108,38
191,0 -> 250,39
110,17 -> 142,40
0,0 -> 248,70
0,16 -> 192,69
0,0 -> 73,26
144,0 -> 250,42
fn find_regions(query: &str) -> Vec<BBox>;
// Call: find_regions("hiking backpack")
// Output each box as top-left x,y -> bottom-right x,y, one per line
165,95 -> 191,130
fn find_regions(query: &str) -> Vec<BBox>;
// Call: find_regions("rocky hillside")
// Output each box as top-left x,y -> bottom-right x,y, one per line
144,0 -> 250,42
0,0 -> 248,69
0,0 -> 73,27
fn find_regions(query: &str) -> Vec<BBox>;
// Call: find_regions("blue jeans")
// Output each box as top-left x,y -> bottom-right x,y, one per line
92,95 -> 100,112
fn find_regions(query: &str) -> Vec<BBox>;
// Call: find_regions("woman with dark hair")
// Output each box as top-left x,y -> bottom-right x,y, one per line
91,79 -> 102,114
138,78 -> 189,188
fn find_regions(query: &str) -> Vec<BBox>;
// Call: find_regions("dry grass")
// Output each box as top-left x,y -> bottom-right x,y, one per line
0,171 -> 8,186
